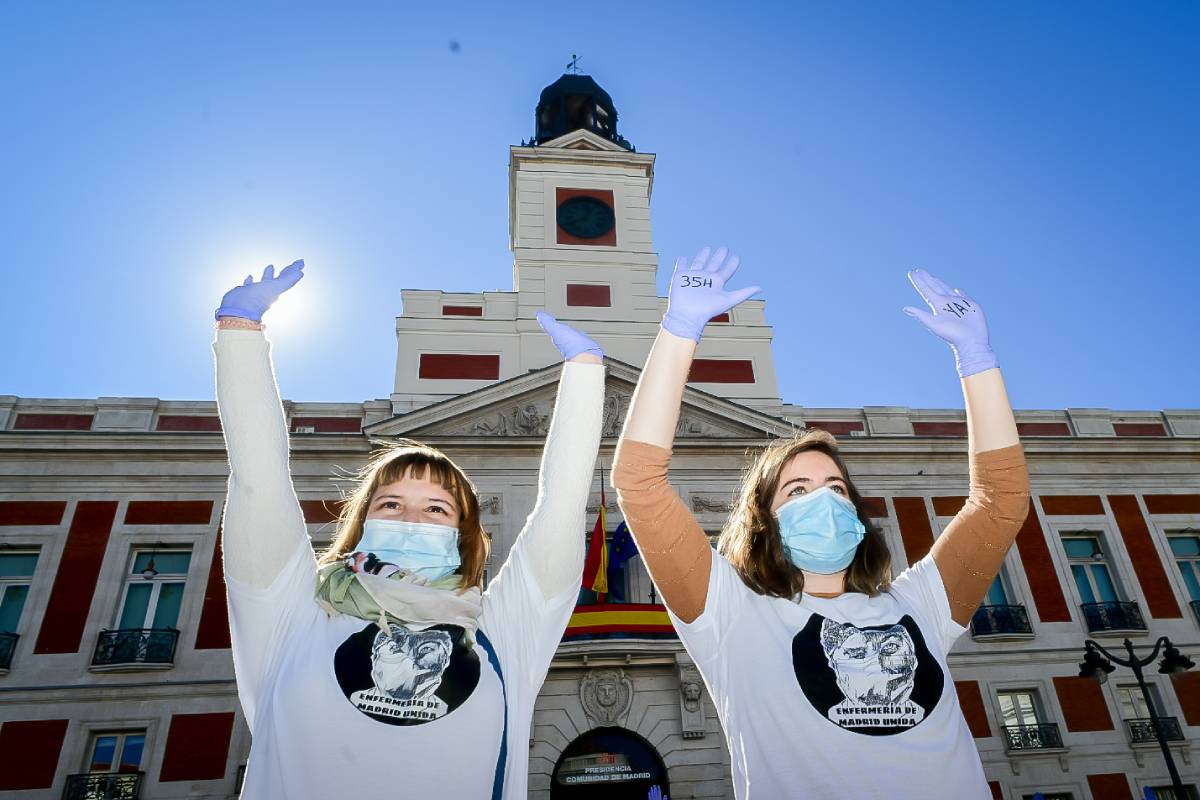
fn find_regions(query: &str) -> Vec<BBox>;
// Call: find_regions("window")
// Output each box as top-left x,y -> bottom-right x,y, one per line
984,573 -> 1011,606
1169,532 -> 1200,603
0,551 -> 39,633
998,690 -> 1044,728
1146,786 -> 1199,800
1117,683 -> 1164,720
87,731 -> 146,774
1021,794 -> 1073,800
1062,533 -> 1120,604
116,550 -> 191,631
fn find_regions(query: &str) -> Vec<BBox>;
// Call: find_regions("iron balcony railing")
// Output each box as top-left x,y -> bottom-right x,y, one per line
62,772 -> 143,800
1080,601 -> 1147,633
1126,716 -> 1185,744
970,605 -> 1033,637
91,628 -> 179,667
1002,723 -> 1064,751
0,632 -> 17,670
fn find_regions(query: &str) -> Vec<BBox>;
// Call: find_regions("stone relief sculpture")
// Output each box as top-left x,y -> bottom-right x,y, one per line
477,494 -> 502,515
468,401 -> 551,436
580,667 -> 633,727
678,660 -> 707,739
691,494 -> 733,514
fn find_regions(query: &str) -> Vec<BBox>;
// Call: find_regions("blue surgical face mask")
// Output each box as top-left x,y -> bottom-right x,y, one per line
356,519 -> 461,581
775,487 -> 867,575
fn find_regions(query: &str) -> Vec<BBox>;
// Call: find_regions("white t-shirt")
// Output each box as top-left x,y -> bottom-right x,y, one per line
228,538 -> 575,800
672,553 -> 987,800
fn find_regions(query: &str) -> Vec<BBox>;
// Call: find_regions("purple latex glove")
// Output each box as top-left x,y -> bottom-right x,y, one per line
662,246 -> 761,342
903,268 -> 998,378
537,311 -> 604,360
215,260 -> 305,321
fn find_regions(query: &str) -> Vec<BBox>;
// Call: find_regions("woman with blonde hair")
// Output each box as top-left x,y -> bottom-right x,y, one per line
214,260 -> 604,799
613,248 -> 1030,799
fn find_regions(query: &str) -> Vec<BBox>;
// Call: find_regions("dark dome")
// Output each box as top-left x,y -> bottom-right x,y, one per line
532,73 -> 633,150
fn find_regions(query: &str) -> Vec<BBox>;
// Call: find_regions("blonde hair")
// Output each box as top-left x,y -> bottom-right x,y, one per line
319,440 -> 489,588
718,429 -> 892,598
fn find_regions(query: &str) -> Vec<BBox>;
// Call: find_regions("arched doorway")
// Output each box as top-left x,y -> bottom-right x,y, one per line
551,726 -> 669,800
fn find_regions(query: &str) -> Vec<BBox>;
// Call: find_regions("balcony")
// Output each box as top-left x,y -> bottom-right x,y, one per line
562,603 -> 677,643
1002,723 -> 1064,751
970,605 -> 1033,639
1081,601 -> 1147,634
90,628 -> 178,670
0,632 -> 17,670
1125,716 -> 1185,744
62,772 -> 143,800
1190,600 -> 1200,626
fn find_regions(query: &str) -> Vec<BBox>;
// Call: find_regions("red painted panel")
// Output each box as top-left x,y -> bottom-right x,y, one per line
125,500 -> 213,526
894,497 -> 935,564
300,500 -> 343,524
687,359 -> 755,384
1040,495 -> 1104,516
0,719 -> 69,790
194,530 -> 230,650
988,781 -> 1002,800
1144,494 -> 1200,515
912,421 -> 967,436
555,187 -> 617,246
1013,506 -> 1072,623
290,417 -> 361,433
159,712 -> 235,782
1087,773 -> 1132,800
862,497 -> 889,518
1053,676 -> 1114,731
709,312 -> 730,323
1109,494 -> 1181,618
418,353 -> 500,380
442,305 -> 483,316
932,496 -> 967,517
1017,422 -> 1071,436
1113,422 -> 1168,437
34,501 -> 118,654
954,680 -> 991,738
0,501 -> 66,526
1170,672 -> 1200,726
566,284 -> 612,307
804,420 -> 864,435
155,415 -> 222,432
14,413 -> 93,430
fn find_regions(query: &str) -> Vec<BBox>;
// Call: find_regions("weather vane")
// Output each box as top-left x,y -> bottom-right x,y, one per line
567,54 -> 582,75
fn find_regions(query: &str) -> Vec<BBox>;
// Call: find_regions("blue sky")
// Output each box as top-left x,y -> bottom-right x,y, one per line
2,2 -> 1197,411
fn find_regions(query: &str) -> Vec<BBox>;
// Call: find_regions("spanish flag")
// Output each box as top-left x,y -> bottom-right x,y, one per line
582,471 -> 608,599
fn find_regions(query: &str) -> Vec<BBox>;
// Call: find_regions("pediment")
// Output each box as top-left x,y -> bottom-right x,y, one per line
364,359 -> 795,441
538,128 -> 630,153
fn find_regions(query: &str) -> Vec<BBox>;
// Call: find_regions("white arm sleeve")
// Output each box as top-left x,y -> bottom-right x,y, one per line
512,360 -> 605,599
214,329 -> 313,588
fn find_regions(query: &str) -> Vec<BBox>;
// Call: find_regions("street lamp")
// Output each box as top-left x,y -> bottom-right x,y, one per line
1078,637 -> 1195,796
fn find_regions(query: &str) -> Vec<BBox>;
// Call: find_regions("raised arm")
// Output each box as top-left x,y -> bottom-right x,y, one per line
613,248 -> 760,623
904,269 -> 1031,626
214,261 -> 312,588
511,313 -> 605,599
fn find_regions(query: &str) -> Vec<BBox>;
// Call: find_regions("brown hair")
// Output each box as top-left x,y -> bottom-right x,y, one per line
718,429 -> 892,598
318,440 -> 489,588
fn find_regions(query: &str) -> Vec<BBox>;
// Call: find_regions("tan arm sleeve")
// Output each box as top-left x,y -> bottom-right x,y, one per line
612,439 -> 713,623
931,443 -> 1031,626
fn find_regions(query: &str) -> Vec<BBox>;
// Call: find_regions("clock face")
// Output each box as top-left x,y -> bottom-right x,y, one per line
556,196 -> 615,240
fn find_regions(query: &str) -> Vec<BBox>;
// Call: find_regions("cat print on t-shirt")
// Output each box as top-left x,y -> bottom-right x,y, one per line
791,613 -> 944,736
333,622 -> 480,726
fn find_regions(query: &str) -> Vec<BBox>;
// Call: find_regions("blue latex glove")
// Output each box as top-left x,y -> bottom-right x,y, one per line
215,260 -> 305,322
536,311 -> 604,360
661,246 -> 761,342
903,268 -> 998,378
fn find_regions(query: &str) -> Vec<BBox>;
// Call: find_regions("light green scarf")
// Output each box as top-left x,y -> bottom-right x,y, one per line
315,562 -> 483,635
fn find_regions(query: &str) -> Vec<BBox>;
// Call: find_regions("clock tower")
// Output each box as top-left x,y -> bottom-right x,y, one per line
391,72 -> 780,411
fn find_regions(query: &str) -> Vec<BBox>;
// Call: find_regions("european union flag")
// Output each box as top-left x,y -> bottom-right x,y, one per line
607,521 -> 638,603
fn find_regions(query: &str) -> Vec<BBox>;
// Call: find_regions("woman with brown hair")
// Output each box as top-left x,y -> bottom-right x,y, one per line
613,248 -> 1030,799
213,261 -> 604,799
